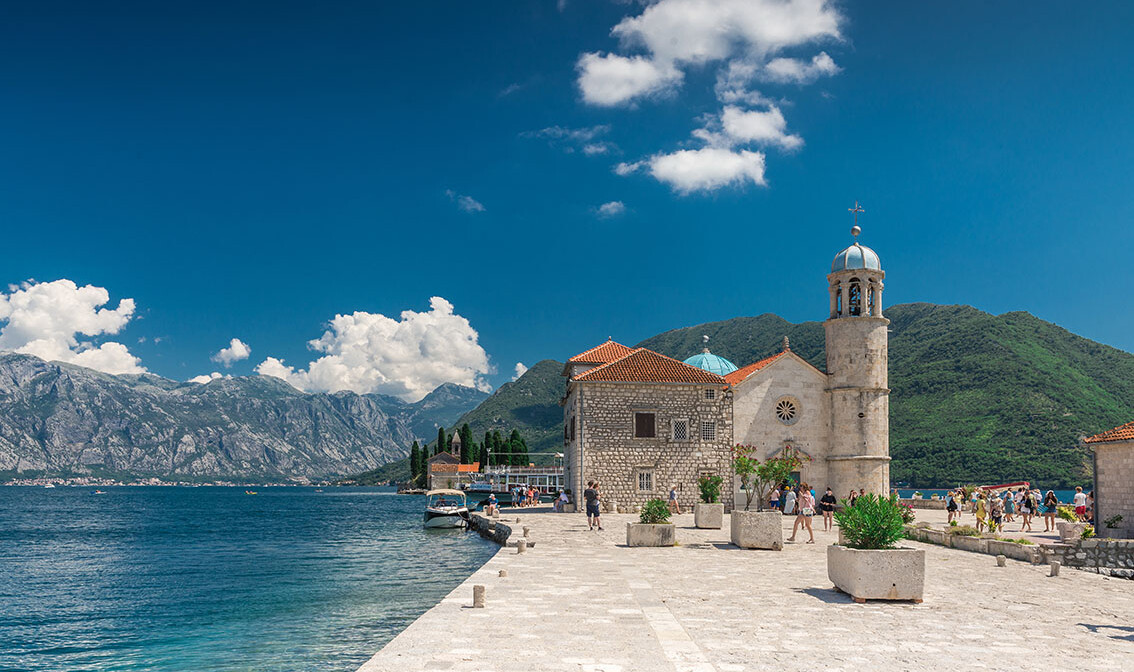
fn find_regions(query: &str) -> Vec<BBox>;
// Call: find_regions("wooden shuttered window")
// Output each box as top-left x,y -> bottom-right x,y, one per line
634,412 -> 656,438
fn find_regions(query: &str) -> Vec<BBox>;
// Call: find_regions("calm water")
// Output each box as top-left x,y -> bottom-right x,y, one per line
0,487 -> 497,671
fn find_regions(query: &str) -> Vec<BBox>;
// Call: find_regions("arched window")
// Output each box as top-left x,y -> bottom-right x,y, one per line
866,282 -> 876,316
848,278 -> 862,316
834,282 -> 843,316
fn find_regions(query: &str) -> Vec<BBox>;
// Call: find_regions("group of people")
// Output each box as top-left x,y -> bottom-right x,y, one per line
944,486 -> 1090,534
766,483 -> 841,543
510,486 -> 542,508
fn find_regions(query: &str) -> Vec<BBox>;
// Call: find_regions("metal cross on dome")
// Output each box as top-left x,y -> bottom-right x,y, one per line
848,201 -> 865,236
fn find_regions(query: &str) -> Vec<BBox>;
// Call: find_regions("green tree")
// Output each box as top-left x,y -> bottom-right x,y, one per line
732,445 -> 806,511
509,429 -> 527,466
492,430 -> 504,465
459,423 -> 475,464
409,441 -> 421,484
483,431 -> 493,466
435,427 -> 446,456
477,442 -> 488,470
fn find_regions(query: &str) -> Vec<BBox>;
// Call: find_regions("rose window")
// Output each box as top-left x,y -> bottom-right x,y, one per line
775,398 -> 798,425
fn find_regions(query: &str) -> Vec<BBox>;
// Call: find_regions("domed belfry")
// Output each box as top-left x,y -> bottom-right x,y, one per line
824,208 -> 890,496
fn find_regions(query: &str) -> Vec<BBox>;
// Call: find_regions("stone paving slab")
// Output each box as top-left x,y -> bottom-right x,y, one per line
358,507 -> 1134,672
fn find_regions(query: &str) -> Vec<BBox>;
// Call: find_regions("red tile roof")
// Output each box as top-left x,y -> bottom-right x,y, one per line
568,339 -> 634,364
573,348 -> 727,385
724,351 -> 789,385
431,462 -> 482,473
1084,421 -> 1134,444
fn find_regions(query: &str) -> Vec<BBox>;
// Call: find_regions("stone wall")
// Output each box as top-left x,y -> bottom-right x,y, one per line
731,354 -> 830,505
1046,538 -> 1134,578
571,381 -> 732,512
1094,440 -> 1134,539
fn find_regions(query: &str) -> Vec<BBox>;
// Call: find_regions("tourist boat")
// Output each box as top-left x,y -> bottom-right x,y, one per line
423,489 -> 469,529
464,481 -> 494,494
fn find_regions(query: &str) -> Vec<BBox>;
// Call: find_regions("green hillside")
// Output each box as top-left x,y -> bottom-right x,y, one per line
638,303 -> 1134,488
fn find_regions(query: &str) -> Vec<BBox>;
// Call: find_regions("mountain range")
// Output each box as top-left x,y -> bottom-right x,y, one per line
0,353 -> 486,482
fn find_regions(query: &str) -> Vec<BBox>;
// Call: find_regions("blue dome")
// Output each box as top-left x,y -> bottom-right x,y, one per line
683,350 -> 738,376
831,243 -> 881,272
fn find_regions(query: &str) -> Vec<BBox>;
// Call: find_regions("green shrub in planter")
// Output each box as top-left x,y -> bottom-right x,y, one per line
639,499 -> 671,524
1082,525 -> 1095,539
946,525 -> 980,537
833,494 -> 906,550
1056,505 -> 1078,522
697,474 -> 724,504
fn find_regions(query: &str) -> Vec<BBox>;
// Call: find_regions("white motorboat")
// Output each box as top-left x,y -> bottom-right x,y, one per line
423,489 -> 469,529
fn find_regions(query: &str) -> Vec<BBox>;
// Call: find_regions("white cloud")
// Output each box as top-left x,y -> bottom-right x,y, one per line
614,161 -> 645,176
761,51 -> 840,84
577,53 -> 682,106
0,279 -> 144,375
647,147 -> 767,194
211,338 -> 251,367
521,125 -> 617,155
512,362 -> 528,380
718,105 -> 803,150
255,297 -> 492,402
189,372 -> 225,384
445,190 -> 485,213
596,201 -> 626,218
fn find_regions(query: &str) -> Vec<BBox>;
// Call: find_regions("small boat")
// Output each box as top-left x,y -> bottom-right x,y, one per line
245,490 -> 258,495
43,484 -> 56,489
423,489 -> 469,529
464,481 -> 494,494
92,490 -> 107,495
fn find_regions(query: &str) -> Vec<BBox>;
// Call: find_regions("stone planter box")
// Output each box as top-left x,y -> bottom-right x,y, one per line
730,510 -> 783,550
694,503 -> 724,529
950,535 -> 987,553
603,500 -> 619,514
827,545 -> 925,603
987,539 -> 1040,563
1056,521 -> 1089,543
626,522 -> 675,547
922,529 -> 948,546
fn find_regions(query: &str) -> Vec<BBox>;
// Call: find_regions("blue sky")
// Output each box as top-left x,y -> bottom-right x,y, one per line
0,1 -> 1131,399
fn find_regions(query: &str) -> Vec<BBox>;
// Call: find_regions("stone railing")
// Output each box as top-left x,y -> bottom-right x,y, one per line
904,524 -> 1043,564
1045,538 -> 1134,578
900,498 -> 946,510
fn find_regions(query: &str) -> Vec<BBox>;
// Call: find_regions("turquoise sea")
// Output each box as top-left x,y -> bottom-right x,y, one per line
0,486 -> 497,671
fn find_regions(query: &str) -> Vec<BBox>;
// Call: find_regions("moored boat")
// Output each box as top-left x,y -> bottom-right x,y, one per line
423,489 -> 469,529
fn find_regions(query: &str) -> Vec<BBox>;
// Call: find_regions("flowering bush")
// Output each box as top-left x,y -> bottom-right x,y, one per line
731,445 -> 808,512
898,502 -> 916,524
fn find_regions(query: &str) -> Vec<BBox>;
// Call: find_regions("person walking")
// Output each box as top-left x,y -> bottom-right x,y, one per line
819,487 -> 837,532
668,486 -> 682,515
783,486 -> 798,516
989,494 -> 1003,534
974,492 -> 988,534
584,481 -> 602,531
1072,486 -> 1087,522
1042,490 -> 1059,531
788,483 -> 816,543
1019,489 -> 1035,532
1003,491 -> 1015,523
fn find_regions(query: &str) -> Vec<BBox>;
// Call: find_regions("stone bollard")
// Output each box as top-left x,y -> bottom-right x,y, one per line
996,555 -> 1006,567
523,526 -> 531,538
498,569 -> 508,578
1050,561 -> 1061,577
473,585 -> 486,608
516,538 -> 527,554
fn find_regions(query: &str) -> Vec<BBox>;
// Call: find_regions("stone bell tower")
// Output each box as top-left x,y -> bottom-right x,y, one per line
824,208 -> 890,497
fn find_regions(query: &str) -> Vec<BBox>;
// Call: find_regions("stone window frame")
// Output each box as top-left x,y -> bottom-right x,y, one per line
636,468 -> 655,493
633,410 -> 658,439
774,395 -> 800,426
701,420 -> 717,442
704,388 -> 716,401
671,418 -> 690,442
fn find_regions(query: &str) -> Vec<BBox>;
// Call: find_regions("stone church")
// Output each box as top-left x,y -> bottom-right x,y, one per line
562,227 -> 890,512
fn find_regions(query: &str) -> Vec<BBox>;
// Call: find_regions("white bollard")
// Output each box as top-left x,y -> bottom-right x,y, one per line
1050,561 -> 1060,577
523,526 -> 531,538
996,555 -> 1006,567
516,538 -> 527,554
473,585 -> 486,608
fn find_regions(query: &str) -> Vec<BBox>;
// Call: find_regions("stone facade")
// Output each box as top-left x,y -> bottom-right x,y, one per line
1092,438 -> 1134,539
564,382 -> 731,512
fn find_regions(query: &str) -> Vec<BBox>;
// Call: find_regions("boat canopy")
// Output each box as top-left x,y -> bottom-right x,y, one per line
425,489 -> 466,497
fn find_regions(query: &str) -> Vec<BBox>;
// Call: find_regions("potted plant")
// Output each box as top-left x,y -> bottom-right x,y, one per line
912,491 -> 923,500
694,474 -> 725,529
1055,505 -> 1089,542
626,498 -> 676,547
729,445 -> 805,550
828,493 -> 925,603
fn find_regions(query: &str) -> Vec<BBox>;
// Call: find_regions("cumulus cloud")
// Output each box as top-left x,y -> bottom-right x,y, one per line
761,51 -> 840,84
445,190 -> 485,213
577,53 -> 682,106
255,297 -> 492,402
189,372 -> 226,384
0,279 -> 144,375
211,338 -> 251,367
578,0 -> 844,191
596,201 -> 626,218
513,362 -> 528,380
645,147 -> 767,194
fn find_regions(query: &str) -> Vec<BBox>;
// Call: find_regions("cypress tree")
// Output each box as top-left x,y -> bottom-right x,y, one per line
409,441 -> 421,483
483,431 -> 493,466
509,429 -> 524,466
492,430 -> 504,465
460,424 -> 475,463
478,443 -> 488,471
436,427 -> 446,456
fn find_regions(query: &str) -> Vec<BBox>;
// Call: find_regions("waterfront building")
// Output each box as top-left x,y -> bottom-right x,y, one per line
1085,420 -> 1134,538
426,452 -> 480,490
562,225 -> 890,511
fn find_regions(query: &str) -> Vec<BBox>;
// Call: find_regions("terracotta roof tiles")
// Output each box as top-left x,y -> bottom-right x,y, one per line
573,348 -> 727,385
568,339 -> 634,364
1084,420 -> 1134,444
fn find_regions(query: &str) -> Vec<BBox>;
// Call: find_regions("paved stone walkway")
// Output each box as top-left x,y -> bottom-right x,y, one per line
358,507 -> 1134,672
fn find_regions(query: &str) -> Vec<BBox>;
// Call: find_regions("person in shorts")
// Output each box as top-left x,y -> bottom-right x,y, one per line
584,481 -> 602,531
1073,486 -> 1087,521
819,487 -> 837,531
788,482 -> 816,543
668,486 -> 681,515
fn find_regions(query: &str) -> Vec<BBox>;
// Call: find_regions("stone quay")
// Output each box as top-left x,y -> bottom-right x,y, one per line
358,506 -> 1134,672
